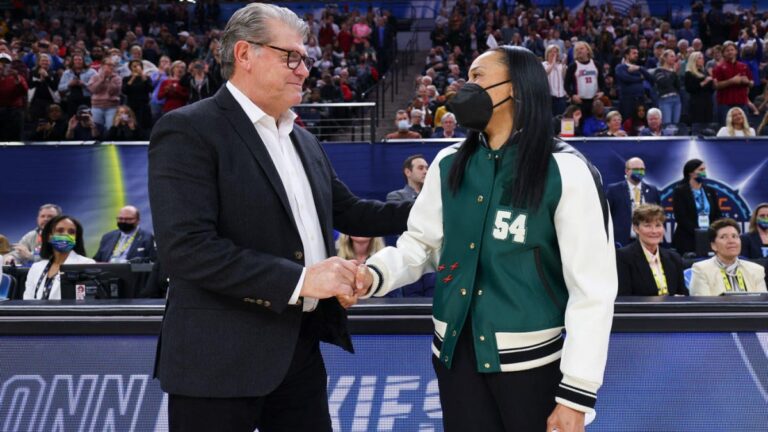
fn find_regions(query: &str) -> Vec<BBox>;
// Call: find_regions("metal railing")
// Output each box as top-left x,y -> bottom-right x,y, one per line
294,102 -> 377,142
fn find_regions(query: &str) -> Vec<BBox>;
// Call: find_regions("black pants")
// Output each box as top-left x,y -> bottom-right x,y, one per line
168,314 -> 332,432
432,323 -> 562,432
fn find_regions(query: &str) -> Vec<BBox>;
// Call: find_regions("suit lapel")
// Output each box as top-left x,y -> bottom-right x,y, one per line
214,87 -> 298,232
290,130 -> 333,254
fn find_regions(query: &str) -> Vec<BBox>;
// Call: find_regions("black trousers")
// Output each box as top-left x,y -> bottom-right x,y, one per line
168,313 -> 332,432
432,323 -> 562,432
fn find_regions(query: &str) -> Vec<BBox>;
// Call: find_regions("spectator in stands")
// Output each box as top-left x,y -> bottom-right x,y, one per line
122,60 -> 153,130
582,99 -> 607,136
672,159 -> 722,254
93,205 -> 156,263
606,157 -> 661,247
336,233 -> 384,266
386,154 -> 428,203
58,53 -> 96,117
623,104 -> 648,136
597,111 -> 627,137
149,56 -> 171,122
158,60 -> 189,113
617,204 -> 687,296
29,53 -> 59,123
677,19 -> 697,44
351,16 -> 372,52
385,110 -> 421,139
23,215 -> 95,300
31,103 -> 67,141
65,105 -> 104,140
756,111 -> 768,136
644,41 -> 665,69
565,41 -> 605,117
432,112 -> 465,139
4,204 -> 62,266
0,235 -> 9,274
118,45 -> 158,78
717,107 -> 754,137
87,56 -> 122,128
543,45 -> 567,116
106,106 -> 145,141
713,41 -> 753,125
183,59 -> 220,104
559,104 -> 583,137
615,46 -> 652,120
684,51 -> 715,125
639,108 -> 672,136
690,218 -> 767,295
22,40 -> 63,72
89,46 -> 105,72
409,108 -> 432,138
654,49 -> 682,124
741,203 -> 768,259
0,52 -> 28,141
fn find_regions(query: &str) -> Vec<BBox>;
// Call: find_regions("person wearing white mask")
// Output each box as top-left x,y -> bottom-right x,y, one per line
384,109 -> 421,139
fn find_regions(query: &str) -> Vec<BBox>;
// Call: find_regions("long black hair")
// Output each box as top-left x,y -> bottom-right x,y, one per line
39,215 -> 87,259
681,158 -> 704,185
448,45 -> 554,210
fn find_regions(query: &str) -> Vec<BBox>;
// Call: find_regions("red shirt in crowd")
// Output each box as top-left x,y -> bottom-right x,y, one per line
158,78 -> 189,113
0,72 -> 28,108
337,29 -> 353,53
712,59 -> 752,105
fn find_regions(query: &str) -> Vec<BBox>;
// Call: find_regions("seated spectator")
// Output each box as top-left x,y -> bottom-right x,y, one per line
57,53 -> 96,116
597,111 -> 628,137
122,60 -> 153,129
617,204 -> 687,296
87,56 -> 122,128
106,106 -> 146,141
65,105 -> 104,140
690,218 -> 767,295
4,204 -> 62,266
582,99 -> 607,136
337,234 -> 384,263
23,215 -> 95,300
672,159 -> 722,255
385,110 -> 421,139
158,60 -> 189,113
639,108 -> 673,136
387,154 -> 428,203
717,107 -> 755,137
409,108 -> 432,138
558,104 -> 583,136
93,205 -> 156,263
432,112 -> 465,138
741,203 -> 768,259
31,103 -> 67,140
623,104 -> 647,136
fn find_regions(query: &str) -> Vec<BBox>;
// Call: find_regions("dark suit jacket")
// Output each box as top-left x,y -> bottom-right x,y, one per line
616,241 -> 688,296
148,86 -> 410,398
740,231 -> 767,259
672,183 -> 721,254
93,228 -> 156,262
605,180 -> 660,246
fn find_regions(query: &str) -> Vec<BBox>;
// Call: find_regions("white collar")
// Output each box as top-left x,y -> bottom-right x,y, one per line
225,81 -> 297,131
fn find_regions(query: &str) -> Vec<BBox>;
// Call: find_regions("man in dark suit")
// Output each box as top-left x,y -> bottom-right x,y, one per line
606,157 -> 660,247
93,205 -> 156,262
148,4 -> 410,431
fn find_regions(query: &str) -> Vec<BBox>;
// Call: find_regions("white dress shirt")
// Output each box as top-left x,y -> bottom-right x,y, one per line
226,81 -> 325,311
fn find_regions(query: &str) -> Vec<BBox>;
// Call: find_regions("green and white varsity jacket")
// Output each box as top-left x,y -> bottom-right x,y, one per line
364,138 -> 618,414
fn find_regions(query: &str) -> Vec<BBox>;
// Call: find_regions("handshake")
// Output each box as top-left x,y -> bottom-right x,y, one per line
299,257 -> 374,309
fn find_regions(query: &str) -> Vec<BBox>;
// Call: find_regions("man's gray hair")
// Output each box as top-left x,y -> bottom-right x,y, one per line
219,3 -> 308,80
441,112 -> 456,123
647,107 -> 662,119
39,203 -> 62,215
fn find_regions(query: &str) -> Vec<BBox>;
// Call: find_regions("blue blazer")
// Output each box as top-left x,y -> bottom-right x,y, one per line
93,228 -> 156,262
606,180 -> 660,247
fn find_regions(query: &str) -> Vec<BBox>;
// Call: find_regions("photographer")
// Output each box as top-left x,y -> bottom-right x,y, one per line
0,52 -> 28,141
58,53 -> 96,116
65,105 -> 104,140
31,103 -> 67,140
105,105 -> 145,141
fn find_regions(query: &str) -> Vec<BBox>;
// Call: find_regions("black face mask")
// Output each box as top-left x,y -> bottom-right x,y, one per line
117,222 -> 136,233
447,80 -> 512,131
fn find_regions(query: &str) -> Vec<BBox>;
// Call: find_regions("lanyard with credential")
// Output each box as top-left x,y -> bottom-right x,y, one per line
644,253 -> 668,295
33,260 -> 56,300
720,267 -> 747,292
111,231 -> 138,258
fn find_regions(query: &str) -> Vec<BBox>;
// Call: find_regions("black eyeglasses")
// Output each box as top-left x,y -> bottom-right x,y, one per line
247,41 -> 314,70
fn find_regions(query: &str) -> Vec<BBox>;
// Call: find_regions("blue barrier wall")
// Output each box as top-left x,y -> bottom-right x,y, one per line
1,138 -> 767,255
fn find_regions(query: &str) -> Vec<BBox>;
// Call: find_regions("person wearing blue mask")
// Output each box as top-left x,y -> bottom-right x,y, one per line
23,215 -> 94,300
606,157 -> 661,247
672,159 -> 722,255
741,203 -> 768,259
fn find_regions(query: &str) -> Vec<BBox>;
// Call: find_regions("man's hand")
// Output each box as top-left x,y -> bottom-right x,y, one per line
300,257 -> 357,299
12,244 -> 32,261
546,403 -> 585,432
354,264 -> 373,296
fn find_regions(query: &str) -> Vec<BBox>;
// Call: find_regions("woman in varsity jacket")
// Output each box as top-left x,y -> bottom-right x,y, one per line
351,46 -> 618,431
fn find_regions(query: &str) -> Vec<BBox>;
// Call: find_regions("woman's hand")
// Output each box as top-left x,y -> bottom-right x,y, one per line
546,404 -> 585,432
